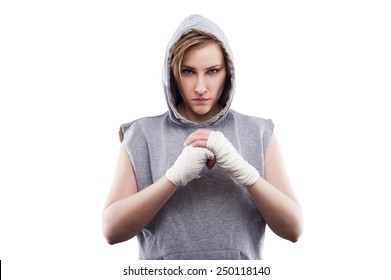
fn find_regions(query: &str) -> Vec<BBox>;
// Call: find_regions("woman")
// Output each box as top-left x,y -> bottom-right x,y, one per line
102,14 -> 303,260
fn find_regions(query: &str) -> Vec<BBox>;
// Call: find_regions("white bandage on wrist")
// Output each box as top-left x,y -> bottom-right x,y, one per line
165,146 -> 214,187
207,131 -> 260,187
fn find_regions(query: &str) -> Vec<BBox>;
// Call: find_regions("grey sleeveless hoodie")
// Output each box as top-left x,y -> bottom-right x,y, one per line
121,15 -> 274,260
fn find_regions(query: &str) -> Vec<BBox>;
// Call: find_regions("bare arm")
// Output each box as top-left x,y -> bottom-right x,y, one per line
102,141 -> 177,244
245,133 -> 303,242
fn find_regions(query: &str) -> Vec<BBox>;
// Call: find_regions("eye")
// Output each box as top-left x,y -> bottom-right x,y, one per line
181,68 -> 194,75
207,68 -> 219,74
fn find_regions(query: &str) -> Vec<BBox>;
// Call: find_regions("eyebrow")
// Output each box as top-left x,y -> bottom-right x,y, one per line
181,65 -> 196,70
181,64 -> 224,70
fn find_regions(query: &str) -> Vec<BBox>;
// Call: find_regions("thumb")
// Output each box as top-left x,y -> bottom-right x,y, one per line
203,148 -> 215,160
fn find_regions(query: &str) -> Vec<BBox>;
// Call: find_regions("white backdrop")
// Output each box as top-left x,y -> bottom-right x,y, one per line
1,0 -> 390,279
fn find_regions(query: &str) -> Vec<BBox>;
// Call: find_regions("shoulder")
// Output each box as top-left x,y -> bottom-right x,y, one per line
230,110 -> 274,132
119,112 -> 168,142
230,110 -> 274,155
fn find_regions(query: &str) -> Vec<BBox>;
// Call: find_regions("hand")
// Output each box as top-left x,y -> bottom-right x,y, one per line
185,129 -> 260,187
183,130 -> 216,170
165,146 -> 215,187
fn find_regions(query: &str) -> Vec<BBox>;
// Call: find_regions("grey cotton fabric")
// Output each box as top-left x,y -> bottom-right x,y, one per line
121,14 -> 274,260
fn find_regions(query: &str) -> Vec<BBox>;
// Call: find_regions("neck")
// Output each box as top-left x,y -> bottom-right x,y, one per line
177,103 -> 223,124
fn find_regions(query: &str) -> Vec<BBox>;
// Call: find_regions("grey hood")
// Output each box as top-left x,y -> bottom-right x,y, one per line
162,14 -> 235,127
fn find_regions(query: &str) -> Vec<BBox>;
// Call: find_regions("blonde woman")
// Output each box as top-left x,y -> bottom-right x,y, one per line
102,14 -> 303,260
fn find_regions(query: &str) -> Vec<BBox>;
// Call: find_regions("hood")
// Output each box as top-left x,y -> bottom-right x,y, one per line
162,14 -> 235,127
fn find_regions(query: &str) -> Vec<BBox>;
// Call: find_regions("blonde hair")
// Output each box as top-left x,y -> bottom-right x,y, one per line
169,30 -> 231,84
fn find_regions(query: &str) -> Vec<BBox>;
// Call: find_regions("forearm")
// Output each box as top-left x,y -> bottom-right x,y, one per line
246,177 -> 303,242
102,176 -> 177,244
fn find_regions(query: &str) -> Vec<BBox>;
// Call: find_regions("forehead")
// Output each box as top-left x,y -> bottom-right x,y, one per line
182,42 -> 224,66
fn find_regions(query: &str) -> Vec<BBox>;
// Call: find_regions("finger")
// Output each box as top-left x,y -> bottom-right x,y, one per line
206,156 -> 216,170
189,139 -> 208,148
204,148 -> 215,160
187,130 -> 210,141
192,128 -> 211,135
184,130 -> 211,146
184,134 -> 208,146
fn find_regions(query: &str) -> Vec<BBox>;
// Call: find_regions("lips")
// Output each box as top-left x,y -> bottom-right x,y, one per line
192,98 -> 210,103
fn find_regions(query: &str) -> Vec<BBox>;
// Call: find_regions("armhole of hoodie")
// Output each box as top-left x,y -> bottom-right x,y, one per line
262,119 -> 274,157
118,122 -> 137,164
119,121 -> 135,143
119,126 -> 125,142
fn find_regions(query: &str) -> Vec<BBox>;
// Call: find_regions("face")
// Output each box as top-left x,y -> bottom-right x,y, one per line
177,42 -> 227,124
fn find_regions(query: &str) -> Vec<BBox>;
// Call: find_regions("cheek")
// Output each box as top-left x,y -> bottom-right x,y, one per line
212,76 -> 226,93
178,80 -> 192,96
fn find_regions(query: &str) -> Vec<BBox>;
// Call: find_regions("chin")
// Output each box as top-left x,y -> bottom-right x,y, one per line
194,108 -> 212,116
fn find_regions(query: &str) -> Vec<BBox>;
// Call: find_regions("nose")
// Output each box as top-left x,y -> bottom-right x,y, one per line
194,76 -> 207,95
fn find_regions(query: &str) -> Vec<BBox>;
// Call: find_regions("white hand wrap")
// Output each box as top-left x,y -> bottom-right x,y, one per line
207,131 -> 260,187
165,146 -> 214,187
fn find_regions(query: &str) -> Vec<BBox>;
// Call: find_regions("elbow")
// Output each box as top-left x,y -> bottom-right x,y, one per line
287,205 -> 304,243
103,229 -> 138,245
103,223 -> 134,245
281,226 -> 303,243
275,212 -> 303,243
102,209 -> 123,245
104,235 -> 117,245
102,210 -> 138,245
287,217 -> 304,243
104,233 -> 122,246
271,222 -> 303,243
102,224 -> 119,245
102,219 -> 120,245
288,229 -> 302,243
